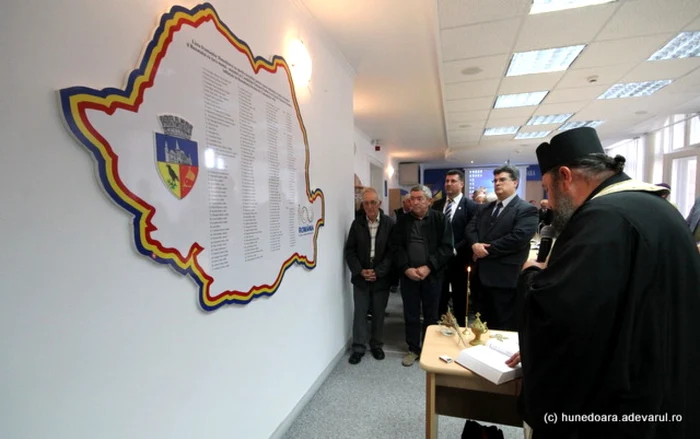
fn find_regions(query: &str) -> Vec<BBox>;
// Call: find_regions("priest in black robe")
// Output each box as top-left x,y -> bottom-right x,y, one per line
511,127 -> 700,439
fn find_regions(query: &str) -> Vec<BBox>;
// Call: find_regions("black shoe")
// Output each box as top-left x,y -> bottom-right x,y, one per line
348,352 -> 363,364
370,347 -> 385,360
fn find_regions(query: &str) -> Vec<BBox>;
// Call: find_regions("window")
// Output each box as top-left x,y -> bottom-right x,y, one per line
606,138 -> 644,181
670,156 -> 697,217
690,114 -> 700,147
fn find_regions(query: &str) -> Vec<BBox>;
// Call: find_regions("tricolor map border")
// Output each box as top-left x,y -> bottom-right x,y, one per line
58,3 -> 325,311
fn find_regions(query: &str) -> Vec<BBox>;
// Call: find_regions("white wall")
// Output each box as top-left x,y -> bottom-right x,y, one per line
353,128 -> 391,203
0,1 -> 355,439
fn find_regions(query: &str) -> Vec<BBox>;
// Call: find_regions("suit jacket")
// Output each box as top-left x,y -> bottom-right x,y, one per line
466,195 -> 538,288
432,195 -> 479,263
538,208 -> 553,226
391,209 -> 453,280
687,197 -> 700,236
344,213 -> 395,290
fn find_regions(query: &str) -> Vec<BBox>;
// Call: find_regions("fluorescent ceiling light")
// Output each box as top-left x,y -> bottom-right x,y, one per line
527,113 -> 573,125
598,80 -> 672,99
484,126 -> 520,136
514,131 -> 551,139
507,45 -> 585,76
530,0 -> 617,15
648,31 -> 700,61
494,91 -> 548,108
559,120 -> 605,130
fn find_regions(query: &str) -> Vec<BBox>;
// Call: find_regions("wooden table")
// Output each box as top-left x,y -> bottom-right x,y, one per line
419,325 -> 522,439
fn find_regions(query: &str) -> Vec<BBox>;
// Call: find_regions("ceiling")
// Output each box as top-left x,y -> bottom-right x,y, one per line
301,0 -> 700,166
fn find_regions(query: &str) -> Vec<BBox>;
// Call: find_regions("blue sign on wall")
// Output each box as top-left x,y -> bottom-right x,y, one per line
526,165 -> 542,181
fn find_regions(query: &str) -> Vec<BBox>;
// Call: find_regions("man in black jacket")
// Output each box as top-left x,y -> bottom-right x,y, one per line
345,187 -> 395,364
466,165 -> 538,330
392,185 -> 453,366
432,169 -> 478,326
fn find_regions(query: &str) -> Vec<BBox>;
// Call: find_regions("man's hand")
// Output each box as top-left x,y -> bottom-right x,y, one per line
404,267 -> 422,281
472,243 -> 490,259
361,269 -> 376,281
505,351 -> 521,368
416,265 -> 431,279
522,259 -> 547,271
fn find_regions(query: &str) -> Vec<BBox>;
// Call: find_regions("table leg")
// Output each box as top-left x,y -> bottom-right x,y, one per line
426,371 -> 437,439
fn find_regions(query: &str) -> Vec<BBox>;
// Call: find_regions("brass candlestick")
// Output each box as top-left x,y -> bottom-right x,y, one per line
469,312 -> 488,346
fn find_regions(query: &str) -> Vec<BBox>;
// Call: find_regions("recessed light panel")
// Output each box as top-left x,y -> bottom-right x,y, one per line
494,91 -> 548,108
484,126 -> 520,136
514,131 -> 551,139
530,0 -> 617,15
648,31 -> 700,61
527,114 -> 573,125
598,80 -> 672,99
559,120 -> 605,130
507,45 -> 585,76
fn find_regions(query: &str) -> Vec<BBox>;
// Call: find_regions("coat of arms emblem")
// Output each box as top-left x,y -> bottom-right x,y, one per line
155,115 -> 199,199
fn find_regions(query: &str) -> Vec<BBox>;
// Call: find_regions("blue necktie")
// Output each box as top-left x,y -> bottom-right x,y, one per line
445,198 -> 454,221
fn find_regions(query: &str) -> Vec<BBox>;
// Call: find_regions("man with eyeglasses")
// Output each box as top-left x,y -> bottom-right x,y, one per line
345,187 -> 395,364
465,165 -> 538,330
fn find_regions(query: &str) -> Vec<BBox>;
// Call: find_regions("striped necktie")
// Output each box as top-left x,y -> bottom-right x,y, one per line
445,198 -> 454,221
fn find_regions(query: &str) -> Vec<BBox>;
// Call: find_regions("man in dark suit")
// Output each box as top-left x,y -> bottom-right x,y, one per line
538,199 -> 553,232
432,169 -> 478,326
466,165 -> 538,330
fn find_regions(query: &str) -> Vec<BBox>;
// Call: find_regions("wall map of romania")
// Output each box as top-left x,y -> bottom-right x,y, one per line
59,3 -> 324,311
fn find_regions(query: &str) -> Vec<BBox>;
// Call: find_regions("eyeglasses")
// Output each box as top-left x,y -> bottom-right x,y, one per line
362,200 -> 379,206
492,177 -> 514,184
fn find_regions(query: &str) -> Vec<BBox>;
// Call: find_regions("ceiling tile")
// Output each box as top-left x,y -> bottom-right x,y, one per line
514,3 -> 619,51
448,127 -> 484,138
489,107 -> 536,119
445,78 -> 501,100
498,72 -> 565,94
573,34 -> 674,68
438,0 -> 529,29
544,86 -> 610,104
447,109 -> 491,122
447,120 -> 486,131
573,96 -> 665,120
685,13 -> 700,30
620,58 -> 700,82
596,0 -> 700,41
442,55 -> 510,83
662,67 -> 700,94
485,117 -> 527,128
446,97 -> 495,112
558,64 -> 637,88
519,124 -> 559,133
441,17 -> 521,61
534,101 -> 590,115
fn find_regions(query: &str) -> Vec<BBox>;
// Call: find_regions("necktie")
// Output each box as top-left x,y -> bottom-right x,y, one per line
445,198 -> 454,221
492,201 -> 503,218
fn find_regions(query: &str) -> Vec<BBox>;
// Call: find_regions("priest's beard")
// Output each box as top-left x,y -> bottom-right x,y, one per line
551,186 -> 576,236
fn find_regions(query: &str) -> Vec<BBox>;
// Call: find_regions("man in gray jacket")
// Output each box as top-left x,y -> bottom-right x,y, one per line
345,187 -> 395,364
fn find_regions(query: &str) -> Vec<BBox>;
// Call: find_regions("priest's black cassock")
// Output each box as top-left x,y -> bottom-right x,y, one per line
518,172 -> 700,439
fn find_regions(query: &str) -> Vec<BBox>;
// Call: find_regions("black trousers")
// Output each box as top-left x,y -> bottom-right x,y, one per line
471,268 -> 517,331
438,258 -> 469,327
400,275 -> 441,355
352,283 -> 390,354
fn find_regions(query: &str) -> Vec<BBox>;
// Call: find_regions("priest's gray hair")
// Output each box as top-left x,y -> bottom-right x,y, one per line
552,153 -> 626,181
410,184 -> 433,200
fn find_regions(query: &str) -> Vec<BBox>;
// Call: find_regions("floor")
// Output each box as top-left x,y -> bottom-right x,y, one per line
282,290 -> 524,439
